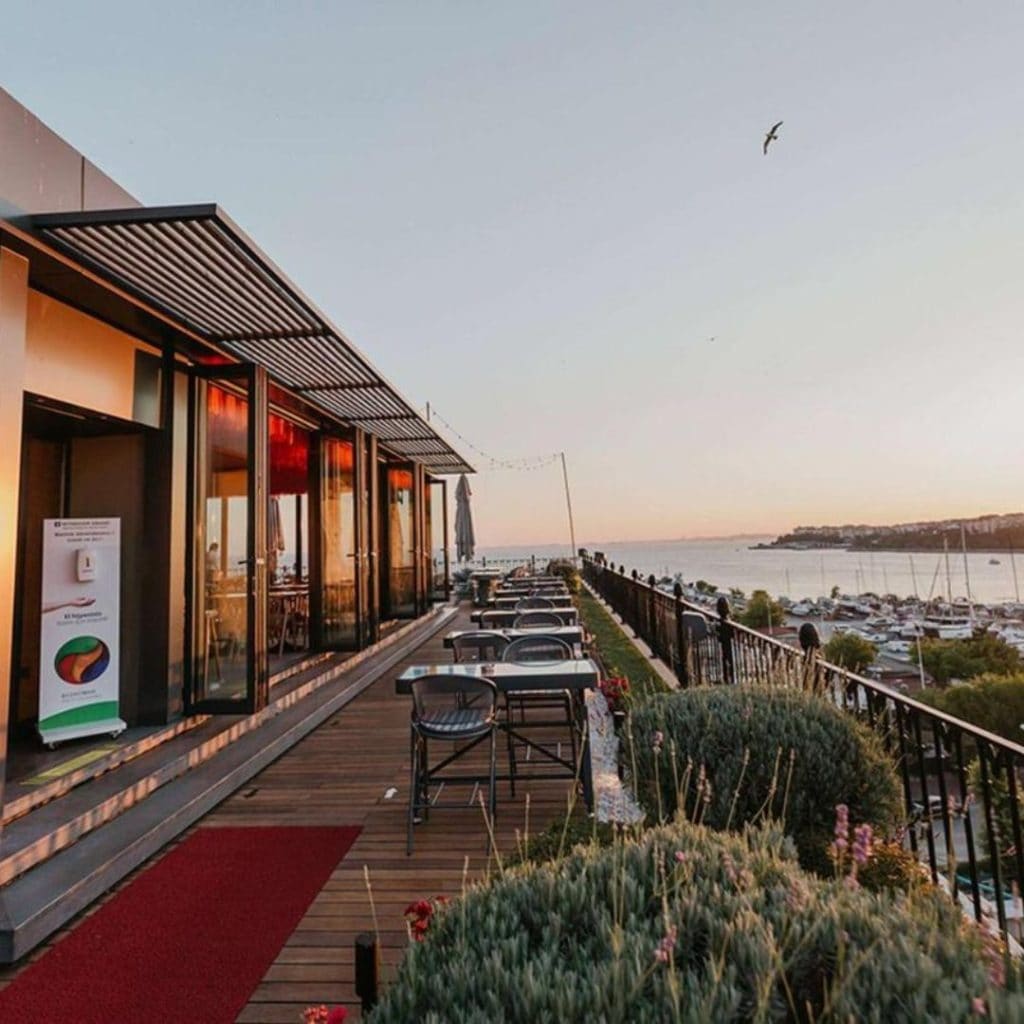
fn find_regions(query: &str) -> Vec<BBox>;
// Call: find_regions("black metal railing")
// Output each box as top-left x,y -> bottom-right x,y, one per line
581,552 -> 1024,946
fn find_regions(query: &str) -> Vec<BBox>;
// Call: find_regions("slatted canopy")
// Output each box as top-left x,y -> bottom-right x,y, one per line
28,204 -> 472,474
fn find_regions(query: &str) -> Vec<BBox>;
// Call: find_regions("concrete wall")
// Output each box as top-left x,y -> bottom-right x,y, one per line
0,87 -> 139,217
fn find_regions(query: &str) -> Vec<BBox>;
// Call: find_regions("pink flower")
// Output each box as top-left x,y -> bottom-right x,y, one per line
303,1008 -> 329,1024
972,996 -> 987,1016
674,850 -> 687,863
852,823 -> 873,866
654,925 -> 678,964
833,804 -> 849,854
652,730 -> 664,754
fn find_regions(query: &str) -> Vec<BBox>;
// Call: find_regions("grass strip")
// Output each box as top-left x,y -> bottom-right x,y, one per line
576,587 -> 672,701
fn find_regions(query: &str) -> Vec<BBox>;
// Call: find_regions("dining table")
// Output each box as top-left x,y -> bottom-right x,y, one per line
443,625 -> 585,650
488,593 -> 569,608
471,607 -> 578,627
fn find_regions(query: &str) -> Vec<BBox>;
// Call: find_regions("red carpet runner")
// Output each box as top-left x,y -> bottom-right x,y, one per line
0,825 -> 361,1024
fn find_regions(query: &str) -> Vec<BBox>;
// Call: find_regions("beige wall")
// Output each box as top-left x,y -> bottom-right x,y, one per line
0,87 -> 138,217
0,247 -> 29,813
24,290 -> 160,424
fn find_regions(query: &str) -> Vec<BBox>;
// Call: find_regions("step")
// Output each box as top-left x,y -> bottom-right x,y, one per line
0,606 -> 457,962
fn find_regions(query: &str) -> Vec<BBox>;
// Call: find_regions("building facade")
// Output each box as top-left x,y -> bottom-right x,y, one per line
0,89 -> 465,955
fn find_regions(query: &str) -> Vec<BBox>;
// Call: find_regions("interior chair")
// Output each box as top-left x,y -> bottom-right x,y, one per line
501,636 -> 576,795
513,611 -> 563,628
407,674 -> 499,855
451,632 -> 509,664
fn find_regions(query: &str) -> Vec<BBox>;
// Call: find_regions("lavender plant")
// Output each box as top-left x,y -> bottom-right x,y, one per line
369,820 -> 1021,1023
627,686 -> 902,872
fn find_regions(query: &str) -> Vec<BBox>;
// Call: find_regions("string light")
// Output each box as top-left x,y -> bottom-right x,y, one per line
424,406 -> 561,472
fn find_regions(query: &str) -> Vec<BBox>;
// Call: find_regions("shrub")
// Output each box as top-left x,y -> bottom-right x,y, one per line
918,635 -> 1021,685
370,820 -> 1021,1023
738,589 -> 787,629
919,672 -> 1024,743
627,686 -> 902,872
856,839 -> 929,893
823,631 -> 877,674
505,815 -> 623,867
545,558 -> 580,595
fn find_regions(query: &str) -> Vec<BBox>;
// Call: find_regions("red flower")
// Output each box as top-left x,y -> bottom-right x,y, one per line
404,899 -> 433,918
326,1008 -> 348,1024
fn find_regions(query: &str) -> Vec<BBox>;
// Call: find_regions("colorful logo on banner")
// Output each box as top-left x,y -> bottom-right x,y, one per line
54,636 -> 111,685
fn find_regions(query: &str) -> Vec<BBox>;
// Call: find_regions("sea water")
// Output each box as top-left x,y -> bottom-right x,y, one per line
477,538 -> 1024,605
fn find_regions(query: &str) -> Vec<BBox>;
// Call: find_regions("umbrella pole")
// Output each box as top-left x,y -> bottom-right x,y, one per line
560,451 -> 578,566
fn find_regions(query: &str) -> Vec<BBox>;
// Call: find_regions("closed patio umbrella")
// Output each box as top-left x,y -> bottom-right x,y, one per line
454,474 -> 475,562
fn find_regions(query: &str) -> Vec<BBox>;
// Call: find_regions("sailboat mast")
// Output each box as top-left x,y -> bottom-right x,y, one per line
961,523 -> 974,625
943,537 -> 953,604
1011,542 -> 1021,604
908,554 -> 920,599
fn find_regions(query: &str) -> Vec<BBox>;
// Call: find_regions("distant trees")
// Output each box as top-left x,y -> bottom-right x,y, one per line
920,673 -> 1024,744
694,580 -> 716,595
738,590 -> 787,630
917,635 -> 1021,685
824,632 -> 877,674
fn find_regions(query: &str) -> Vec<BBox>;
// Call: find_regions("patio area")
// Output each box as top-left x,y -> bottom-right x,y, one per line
225,603 -> 585,1021
0,602 -> 587,1022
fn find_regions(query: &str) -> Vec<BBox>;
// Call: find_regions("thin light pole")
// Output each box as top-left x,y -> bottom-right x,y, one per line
559,451 -> 578,566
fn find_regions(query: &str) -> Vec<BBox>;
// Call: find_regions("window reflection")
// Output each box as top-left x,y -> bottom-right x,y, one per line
269,414 -> 310,667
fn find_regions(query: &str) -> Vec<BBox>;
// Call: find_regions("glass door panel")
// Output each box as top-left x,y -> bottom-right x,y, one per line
189,365 -> 267,713
386,465 -> 416,618
429,478 -> 449,601
269,413 -> 311,670
320,436 -> 357,648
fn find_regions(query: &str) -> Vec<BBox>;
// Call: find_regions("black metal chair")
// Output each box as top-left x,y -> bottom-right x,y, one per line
513,611 -> 563,628
407,674 -> 499,855
451,632 -> 509,664
515,596 -> 555,610
501,637 -> 576,795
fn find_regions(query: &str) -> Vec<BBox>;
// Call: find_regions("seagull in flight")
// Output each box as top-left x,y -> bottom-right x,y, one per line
763,120 -> 783,155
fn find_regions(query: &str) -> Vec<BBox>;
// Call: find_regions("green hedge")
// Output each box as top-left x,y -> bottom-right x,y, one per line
627,686 -> 902,873
370,820 -> 1020,1023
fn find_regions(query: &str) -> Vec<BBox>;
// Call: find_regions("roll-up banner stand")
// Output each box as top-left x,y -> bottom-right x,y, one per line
38,518 -> 126,747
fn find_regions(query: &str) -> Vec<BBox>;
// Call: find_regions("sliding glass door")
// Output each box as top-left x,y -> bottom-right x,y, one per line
188,364 -> 268,714
319,436 -> 357,649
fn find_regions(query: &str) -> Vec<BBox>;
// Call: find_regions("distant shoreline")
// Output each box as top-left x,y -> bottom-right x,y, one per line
753,542 -> 1020,555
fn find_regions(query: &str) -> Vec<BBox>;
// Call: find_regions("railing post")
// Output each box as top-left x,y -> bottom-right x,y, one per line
630,569 -> 640,638
798,622 -> 821,692
647,574 -> 658,659
716,595 -> 734,685
673,582 -> 689,687
355,932 -> 380,1012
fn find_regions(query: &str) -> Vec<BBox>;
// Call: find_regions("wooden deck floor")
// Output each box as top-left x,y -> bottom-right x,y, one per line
221,604 -> 579,1021
0,606 -> 585,1021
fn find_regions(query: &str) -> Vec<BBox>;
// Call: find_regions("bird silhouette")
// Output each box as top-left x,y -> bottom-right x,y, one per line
763,120 -> 783,155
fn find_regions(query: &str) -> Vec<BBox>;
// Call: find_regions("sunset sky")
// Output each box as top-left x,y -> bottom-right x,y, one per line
4,2 -> 1024,546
